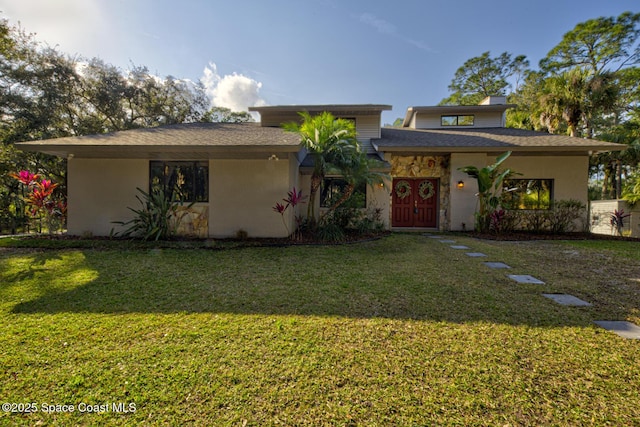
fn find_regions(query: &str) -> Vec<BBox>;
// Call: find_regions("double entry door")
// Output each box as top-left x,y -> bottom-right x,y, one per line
391,178 -> 438,228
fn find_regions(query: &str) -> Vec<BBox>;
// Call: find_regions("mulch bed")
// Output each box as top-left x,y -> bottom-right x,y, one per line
466,231 -> 639,241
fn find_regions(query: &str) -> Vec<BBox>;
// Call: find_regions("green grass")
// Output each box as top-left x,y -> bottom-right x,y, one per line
1,234 -> 639,425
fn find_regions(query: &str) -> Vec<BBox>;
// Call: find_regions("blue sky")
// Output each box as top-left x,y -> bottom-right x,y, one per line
1,0 -> 638,124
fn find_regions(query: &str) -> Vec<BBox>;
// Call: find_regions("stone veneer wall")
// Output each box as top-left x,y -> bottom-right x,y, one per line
174,205 -> 209,238
390,155 -> 451,230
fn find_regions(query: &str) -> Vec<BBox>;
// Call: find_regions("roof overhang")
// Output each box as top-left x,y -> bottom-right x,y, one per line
250,104 -> 392,115
15,143 -> 301,159
373,145 -> 622,156
14,122 -> 303,159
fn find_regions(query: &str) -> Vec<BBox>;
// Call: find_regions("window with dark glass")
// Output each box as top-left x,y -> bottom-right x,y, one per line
441,115 -> 475,126
502,179 -> 553,210
320,178 -> 366,208
149,161 -> 208,203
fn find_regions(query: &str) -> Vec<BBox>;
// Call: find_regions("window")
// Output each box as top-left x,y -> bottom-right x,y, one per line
441,115 -> 475,126
502,179 -> 553,210
320,178 -> 366,208
149,161 -> 208,203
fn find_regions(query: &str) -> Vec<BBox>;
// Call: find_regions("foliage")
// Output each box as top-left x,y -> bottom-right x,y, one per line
459,151 -> 517,232
440,51 -> 529,105
202,107 -> 254,123
539,12 -> 640,75
0,19 -> 210,232
318,198 -> 385,242
10,170 -> 66,234
546,199 -> 588,233
622,170 -> 640,206
497,199 -> 587,234
319,151 -> 388,224
112,187 -> 194,241
283,111 -> 361,221
272,187 -> 307,239
610,209 -> 632,236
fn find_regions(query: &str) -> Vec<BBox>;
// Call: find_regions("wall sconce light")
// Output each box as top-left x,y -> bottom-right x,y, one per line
378,182 -> 385,189
457,180 -> 465,189
268,154 -> 279,161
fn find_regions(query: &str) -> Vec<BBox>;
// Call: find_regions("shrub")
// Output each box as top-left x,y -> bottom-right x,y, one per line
547,199 -> 587,233
316,222 -> 345,243
112,187 -> 193,241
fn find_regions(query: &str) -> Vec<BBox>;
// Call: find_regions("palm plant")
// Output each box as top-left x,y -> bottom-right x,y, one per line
319,150 -> 388,223
459,151 -> 517,232
283,111 -> 360,221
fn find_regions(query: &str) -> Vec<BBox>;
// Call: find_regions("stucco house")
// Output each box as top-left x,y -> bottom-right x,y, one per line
16,97 -> 625,237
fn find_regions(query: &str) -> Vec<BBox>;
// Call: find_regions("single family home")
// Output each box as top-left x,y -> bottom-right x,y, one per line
16,96 -> 625,237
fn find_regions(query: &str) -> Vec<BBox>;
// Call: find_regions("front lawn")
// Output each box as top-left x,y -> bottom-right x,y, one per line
1,234 -> 639,425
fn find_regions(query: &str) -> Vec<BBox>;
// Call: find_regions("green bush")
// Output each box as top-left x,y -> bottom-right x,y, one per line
112,187 -> 194,241
513,199 -> 586,234
547,199 -> 587,233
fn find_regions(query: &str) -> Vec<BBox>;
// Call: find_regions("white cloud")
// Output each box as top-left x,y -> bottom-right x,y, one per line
201,62 -> 267,112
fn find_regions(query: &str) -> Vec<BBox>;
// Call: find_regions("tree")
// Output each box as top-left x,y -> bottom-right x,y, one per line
202,107 -> 254,123
440,51 -> 529,105
0,16 -> 210,232
540,12 -> 640,75
319,150 -> 387,222
283,112 -> 360,221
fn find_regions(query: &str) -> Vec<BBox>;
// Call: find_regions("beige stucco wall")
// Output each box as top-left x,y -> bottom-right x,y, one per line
449,153 -> 485,231
209,157 -> 296,238
368,178 -> 392,229
503,155 -> 589,205
448,153 -> 589,231
67,158 -> 148,236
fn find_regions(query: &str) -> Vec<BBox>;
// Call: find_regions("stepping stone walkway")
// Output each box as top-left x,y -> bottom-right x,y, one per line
484,262 -> 511,269
542,293 -> 592,306
593,321 -> 640,339
508,274 -> 545,284
433,235 -> 640,339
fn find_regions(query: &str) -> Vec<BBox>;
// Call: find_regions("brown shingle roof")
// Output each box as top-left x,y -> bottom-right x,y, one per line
16,122 -> 302,158
375,127 -> 626,153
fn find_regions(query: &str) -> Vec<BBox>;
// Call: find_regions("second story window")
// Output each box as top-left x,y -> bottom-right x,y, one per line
441,115 -> 474,126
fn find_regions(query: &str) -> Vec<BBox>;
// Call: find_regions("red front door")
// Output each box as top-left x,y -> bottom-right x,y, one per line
392,178 -> 438,228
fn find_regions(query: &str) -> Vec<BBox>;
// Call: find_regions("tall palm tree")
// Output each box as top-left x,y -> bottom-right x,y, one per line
283,111 -> 360,221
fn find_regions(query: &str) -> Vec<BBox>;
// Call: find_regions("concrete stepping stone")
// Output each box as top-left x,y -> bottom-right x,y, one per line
484,262 -> 511,269
508,274 -> 544,284
465,252 -> 487,257
594,321 -> 640,339
422,233 -> 434,237
542,293 -> 592,306
450,245 -> 470,249
438,239 -> 456,243
427,235 -> 443,239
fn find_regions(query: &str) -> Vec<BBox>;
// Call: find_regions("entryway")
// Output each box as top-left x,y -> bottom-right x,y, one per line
391,178 -> 438,228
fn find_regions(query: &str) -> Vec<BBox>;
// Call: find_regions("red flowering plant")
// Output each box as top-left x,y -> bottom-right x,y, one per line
10,170 -> 66,234
272,187 -> 307,239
